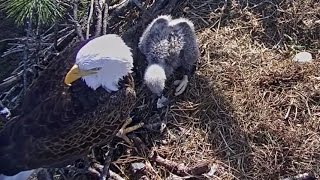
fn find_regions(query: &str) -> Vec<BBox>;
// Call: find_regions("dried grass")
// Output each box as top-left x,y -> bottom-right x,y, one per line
117,0 -> 320,179
2,0 -> 320,179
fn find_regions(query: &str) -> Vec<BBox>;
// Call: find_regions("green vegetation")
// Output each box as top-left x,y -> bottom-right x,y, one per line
0,0 -> 64,25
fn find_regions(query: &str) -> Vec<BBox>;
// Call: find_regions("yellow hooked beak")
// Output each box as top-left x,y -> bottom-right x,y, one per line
64,64 -> 101,86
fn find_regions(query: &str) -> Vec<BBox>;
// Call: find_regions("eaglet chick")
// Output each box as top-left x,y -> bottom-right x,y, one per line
139,15 -> 199,108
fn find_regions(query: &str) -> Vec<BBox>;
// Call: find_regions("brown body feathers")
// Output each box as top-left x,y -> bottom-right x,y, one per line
0,40 -> 136,175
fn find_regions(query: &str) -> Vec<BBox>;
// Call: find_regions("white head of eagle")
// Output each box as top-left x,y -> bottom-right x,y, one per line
64,34 -> 133,92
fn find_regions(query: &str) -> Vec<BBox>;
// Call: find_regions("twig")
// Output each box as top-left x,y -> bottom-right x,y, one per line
23,18 -> 32,96
42,27 -> 72,41
1,49 -> 24,57
109,0 -> 129,10
73,0 -> 85,40
57,29 -> 76,45
59,1 -> 73,9
9,89 -> 24,110
0,75 -> 22,92
102,1 -> 109,35
128,132 -> 211,177
86,0 -> 95,39
94,0 -> 103,37
281,173 -> 316,180
109,170 -> 125,180
0,37 -> 25,44
107,0 -> 131,23
144,161 -> 162,179
151,154 -> 211,177
54,21 -> 58,50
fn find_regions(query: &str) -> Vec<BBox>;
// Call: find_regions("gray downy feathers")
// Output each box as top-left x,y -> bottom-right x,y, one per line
139,15 -> 200,95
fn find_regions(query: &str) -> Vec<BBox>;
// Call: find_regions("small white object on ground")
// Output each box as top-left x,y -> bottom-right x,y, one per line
205,164 -> 219,177
292,51 -> 313,63
157,95 -> 168,109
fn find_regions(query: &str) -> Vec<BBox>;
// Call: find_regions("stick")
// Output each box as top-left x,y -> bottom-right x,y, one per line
109,0 -> 129,10
73,0 -> 85,40
106,0 -> 131,24
23,18 -> 32,96
282,173 -> 316,180
94,0 -> 103,37
0,76 -> 22,92
102,1 -> 109,35
151,154 -> 211,177
86,0 -> 95,39
109,170 -> 125,180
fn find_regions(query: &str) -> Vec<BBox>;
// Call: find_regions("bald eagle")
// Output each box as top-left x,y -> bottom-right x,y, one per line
0,34 -> 143,175
139,15 -> 199,105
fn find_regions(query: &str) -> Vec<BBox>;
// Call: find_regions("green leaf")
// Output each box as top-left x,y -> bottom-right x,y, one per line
0,0 -> 65,25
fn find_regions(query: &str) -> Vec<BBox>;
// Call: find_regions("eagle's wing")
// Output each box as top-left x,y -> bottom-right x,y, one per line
138,15 -> 171,62
170,18 -> 200,72
0,40 -> 136,176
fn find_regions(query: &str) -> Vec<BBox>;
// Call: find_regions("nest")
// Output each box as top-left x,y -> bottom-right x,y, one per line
1,0 -> 320,179
127,0 -> 320,179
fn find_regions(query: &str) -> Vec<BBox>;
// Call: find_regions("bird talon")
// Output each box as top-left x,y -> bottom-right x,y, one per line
116,118 -> 144,145
174,75 -> 189,96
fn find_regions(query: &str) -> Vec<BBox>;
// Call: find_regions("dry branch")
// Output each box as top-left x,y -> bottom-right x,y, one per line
282,173 -> 316,180
151,154 -> 211,177
73,0 -> 85,40
22,19 -> 32,95
0,75 -> 22,92
0,17 -> 76,109
109,170 -> 125,180
102,1 -> 109,35
130,134 -> 210,177
109,0 -> 129,10
106,0 -> 134,25
94,0 -> 103,37
86,0 -> 95,39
